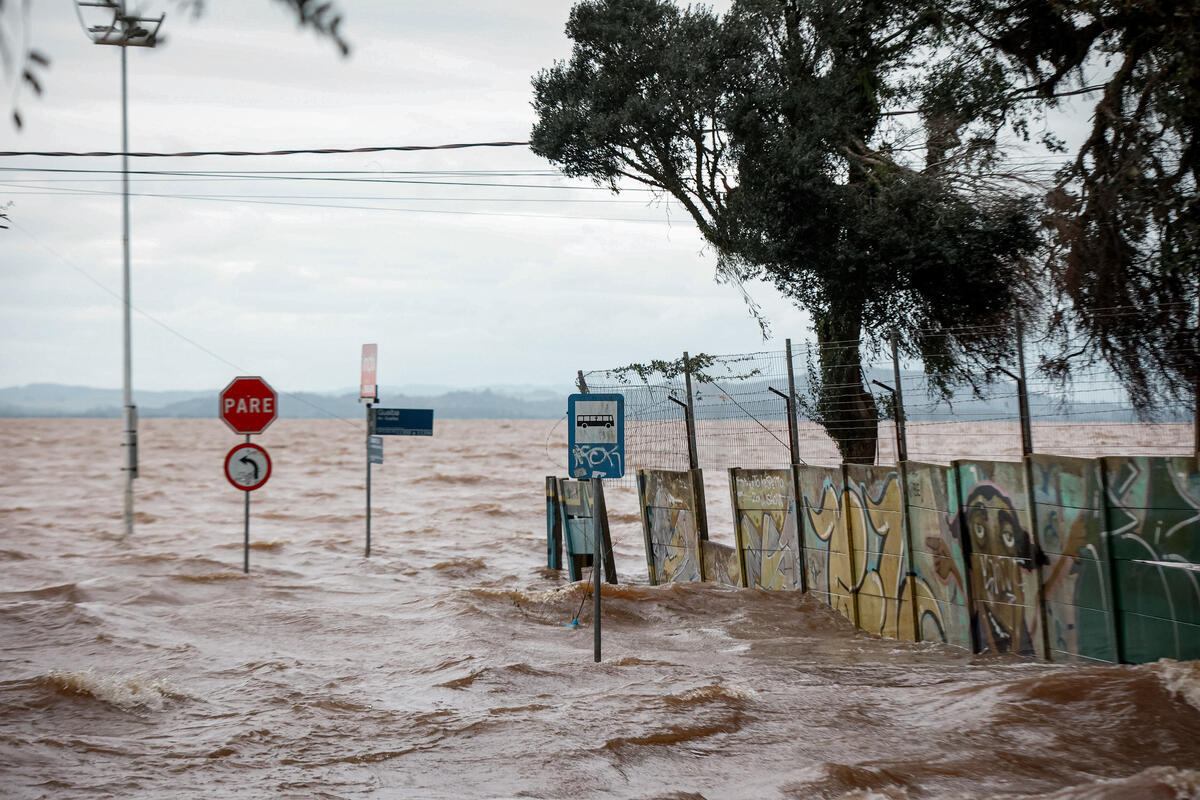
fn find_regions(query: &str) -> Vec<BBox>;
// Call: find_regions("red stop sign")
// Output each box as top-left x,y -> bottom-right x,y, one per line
220,376 -> 278,434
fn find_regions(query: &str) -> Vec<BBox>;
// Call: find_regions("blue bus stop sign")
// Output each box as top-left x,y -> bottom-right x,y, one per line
567,393 -> 625,479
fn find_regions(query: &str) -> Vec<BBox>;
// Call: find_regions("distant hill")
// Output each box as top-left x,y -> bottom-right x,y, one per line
0,379 -> 1183,423
0,384 -> 568,421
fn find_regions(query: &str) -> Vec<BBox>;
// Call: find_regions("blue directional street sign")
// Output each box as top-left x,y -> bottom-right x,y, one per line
567,393 -> 625,479
369,407 -> 434,436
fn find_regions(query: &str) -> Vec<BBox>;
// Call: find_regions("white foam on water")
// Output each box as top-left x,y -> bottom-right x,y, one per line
674,683 -> 759,703
979,766 -> 1200,799
1152,658 -> 1200,713
46,669 -> 196,712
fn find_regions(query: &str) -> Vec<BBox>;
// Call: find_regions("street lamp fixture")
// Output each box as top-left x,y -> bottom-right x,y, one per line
80,1 -> 164,47
76,0 -> 164,537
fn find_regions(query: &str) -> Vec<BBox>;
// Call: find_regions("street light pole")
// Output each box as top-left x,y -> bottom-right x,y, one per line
78,2 -> 163,537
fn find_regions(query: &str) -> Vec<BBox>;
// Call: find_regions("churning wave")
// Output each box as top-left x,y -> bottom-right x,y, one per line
1152,658 -> 1200,713
36,669 -> 196,712
984,766 -> 1200,800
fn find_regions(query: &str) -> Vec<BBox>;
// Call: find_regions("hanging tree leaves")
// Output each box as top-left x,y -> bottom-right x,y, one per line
947,0 -> 1200,411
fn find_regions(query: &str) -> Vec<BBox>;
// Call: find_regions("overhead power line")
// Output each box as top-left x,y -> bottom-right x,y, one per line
10,220 -> 365,430
0,140 -> 531,158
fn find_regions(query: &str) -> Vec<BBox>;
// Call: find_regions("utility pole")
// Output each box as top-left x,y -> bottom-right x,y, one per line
77,2 -> 164,537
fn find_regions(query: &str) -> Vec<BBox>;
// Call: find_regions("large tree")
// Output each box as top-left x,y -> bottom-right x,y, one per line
532,0 -> 1041,463
937,0 -> 1199,411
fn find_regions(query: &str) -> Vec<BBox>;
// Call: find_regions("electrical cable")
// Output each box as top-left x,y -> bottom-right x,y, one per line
0,140 -> 531,158
9,219 -> 364,430
0,182 -> 678,224
570,576 -> 591,627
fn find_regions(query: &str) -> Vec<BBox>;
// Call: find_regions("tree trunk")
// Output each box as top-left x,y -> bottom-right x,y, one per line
814,303 -> 878,465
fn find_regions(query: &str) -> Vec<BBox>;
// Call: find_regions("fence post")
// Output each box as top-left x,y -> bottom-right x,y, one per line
999,366 -> 1033,459
1012,330 -> 1044,653
1015,314 -> 1034,457
546,476 -> 562,570
785,338 -> 801,465
889,330 -> 908,463
787,340 -> 809,594
592,477 -> 603,662
683,351 -> 700,471
768,386 -> 796,464
596,478 -> 618,584
577,370 -> 589,394
1097,457 -> 1128,663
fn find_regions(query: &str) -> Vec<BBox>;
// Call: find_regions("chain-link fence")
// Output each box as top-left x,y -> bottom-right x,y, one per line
581,326 -> 1195,483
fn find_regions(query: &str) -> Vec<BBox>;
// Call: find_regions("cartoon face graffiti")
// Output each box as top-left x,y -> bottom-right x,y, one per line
963,484 -> 1044,655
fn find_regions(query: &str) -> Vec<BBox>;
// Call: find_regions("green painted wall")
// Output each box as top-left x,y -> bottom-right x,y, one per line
1102,457 -> 1200,663
1029,456 -> 1118,663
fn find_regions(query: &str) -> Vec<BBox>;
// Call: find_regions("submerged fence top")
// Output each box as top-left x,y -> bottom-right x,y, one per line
581,336 -> 1194,481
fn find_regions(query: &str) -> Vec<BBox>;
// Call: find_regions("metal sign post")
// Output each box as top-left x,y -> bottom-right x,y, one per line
364,405 -> 433,557
567,393 -> 624,662
219,376 -> 276,573
366,402 -> 373,558
243,435 -> 250,572
223,439 -> 272,573
359,345 -> 380,557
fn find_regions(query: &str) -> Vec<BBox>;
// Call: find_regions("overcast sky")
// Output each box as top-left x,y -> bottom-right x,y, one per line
1,0 -> 818,394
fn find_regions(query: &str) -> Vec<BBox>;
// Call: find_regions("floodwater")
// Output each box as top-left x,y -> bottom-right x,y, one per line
1,418 -> 1198,799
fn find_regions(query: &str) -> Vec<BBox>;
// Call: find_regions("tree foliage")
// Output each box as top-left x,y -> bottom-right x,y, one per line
532,0 -> 1041,462
940,0 -> 1199,410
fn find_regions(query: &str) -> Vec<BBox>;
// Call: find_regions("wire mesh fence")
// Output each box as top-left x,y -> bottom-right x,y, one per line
581,322 -> 1196,483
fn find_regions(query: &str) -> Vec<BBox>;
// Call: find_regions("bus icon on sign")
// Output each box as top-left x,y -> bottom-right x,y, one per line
577,414 -> 614,429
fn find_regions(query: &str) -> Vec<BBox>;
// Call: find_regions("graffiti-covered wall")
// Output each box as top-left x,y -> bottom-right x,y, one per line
620,455 -> 1198,665
844,466 -> 911,640
905,463 -> 971,650
701,540 -> 743,587
798,466 -> 857,625
729,469 -> 803,591
637,469 -> 703,585
1029,456 -> 1118,663
954,461 -> 1046,658
1103,457 -> 1200,662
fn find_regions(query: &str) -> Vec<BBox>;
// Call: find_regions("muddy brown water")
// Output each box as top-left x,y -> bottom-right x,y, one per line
1,419 -> 1198,799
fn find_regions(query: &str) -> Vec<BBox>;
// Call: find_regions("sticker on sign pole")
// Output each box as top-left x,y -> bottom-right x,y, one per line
224,443 -> 272,491
567,393 -> 625,479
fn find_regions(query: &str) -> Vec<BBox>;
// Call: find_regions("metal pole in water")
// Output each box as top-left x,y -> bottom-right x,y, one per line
592,477 -> 602,663
120,44 -> 137,539
243,433 -> 250,574
366,402 -> 372,558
